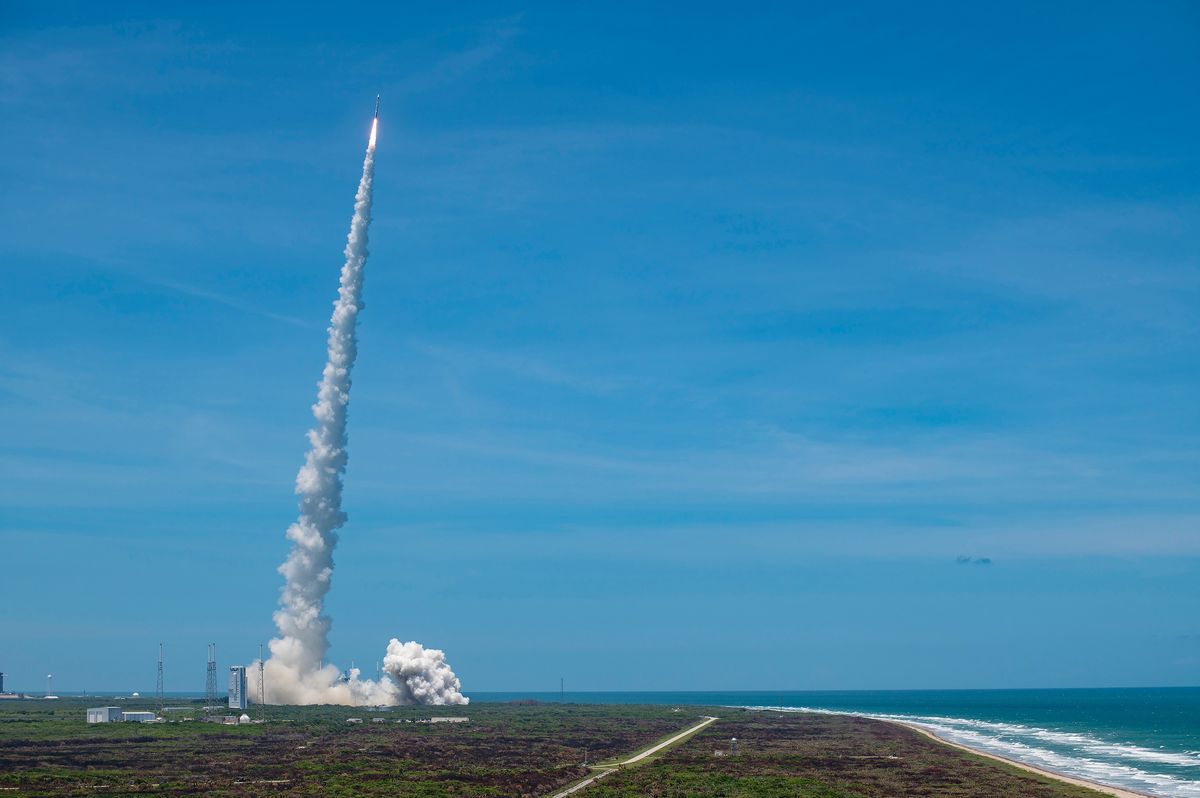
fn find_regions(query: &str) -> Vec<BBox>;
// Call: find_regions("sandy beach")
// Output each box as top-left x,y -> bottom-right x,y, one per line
884,718 -> 1155,798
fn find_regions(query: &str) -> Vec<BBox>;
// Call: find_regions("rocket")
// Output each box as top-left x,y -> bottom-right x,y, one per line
367,95 -> 380,148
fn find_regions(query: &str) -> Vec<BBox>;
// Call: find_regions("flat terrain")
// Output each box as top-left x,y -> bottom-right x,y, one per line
0,699 -> 1113,797
0,698 -> 687,797
588,710 -> 1112,798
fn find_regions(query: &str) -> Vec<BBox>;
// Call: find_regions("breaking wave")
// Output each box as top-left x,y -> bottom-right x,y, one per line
749,706 -> 1200,798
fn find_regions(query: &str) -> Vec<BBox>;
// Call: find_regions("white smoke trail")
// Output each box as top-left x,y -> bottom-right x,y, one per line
255,113 -> 467,707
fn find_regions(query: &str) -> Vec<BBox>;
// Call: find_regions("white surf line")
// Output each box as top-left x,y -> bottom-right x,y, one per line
885,719 -> 1154,798
550,716 -> 718,798
750,707 -> 1154,798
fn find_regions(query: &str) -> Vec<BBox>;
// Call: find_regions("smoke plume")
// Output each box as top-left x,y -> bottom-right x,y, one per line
255,113 -> 467,707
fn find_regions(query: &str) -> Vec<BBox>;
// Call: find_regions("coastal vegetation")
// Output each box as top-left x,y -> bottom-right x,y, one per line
590,711 -> 1112,797
0,699 -> 1112,797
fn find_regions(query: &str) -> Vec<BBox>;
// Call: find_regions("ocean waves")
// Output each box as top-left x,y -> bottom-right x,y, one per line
752,705 -> 1200,798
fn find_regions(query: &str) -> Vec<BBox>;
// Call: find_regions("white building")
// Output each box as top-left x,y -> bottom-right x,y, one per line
86,707 -> 122,723
122,711 -> 158,723
228,665 -> 248,710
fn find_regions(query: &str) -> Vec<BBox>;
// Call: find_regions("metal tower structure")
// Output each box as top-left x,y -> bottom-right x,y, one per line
205,644 -> 217,714
258,644 -> 265,721
156,642 -> 164,713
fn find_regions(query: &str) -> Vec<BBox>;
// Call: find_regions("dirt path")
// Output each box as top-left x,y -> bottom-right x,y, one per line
549,715 -> 718,797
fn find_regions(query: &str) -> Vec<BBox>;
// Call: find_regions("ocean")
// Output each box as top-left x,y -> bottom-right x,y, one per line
474,688 -> 1200,798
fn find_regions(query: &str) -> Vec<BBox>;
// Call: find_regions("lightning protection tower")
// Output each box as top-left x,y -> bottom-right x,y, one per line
205,644 -> 218,714
156,642 -> 164,713
258,643 -> 266,721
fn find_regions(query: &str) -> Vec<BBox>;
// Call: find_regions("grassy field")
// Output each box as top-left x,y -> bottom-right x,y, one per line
0,698 -> 1113,797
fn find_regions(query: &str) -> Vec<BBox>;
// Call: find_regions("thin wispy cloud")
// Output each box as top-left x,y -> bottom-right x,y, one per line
390,15 -> 524,96
146,276 -> 313,329
0,20 -> 230,105
405,339 -> 635,396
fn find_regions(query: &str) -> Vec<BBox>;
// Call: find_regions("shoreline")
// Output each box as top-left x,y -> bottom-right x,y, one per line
880,718 -> 1155,798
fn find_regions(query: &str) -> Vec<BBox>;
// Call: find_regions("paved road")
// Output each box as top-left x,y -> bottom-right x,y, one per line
550,715 -> 718,797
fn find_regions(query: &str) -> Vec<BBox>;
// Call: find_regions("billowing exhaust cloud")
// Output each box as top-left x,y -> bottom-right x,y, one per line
253,107 -> 466,707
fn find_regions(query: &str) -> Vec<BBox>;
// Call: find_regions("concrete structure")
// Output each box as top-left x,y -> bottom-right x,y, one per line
86,707 -> 122,723
228,665 -> 247,710
122,711 -> 158,723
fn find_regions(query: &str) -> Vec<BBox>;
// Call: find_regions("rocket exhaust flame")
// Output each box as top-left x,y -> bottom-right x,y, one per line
253,100 -> 466,707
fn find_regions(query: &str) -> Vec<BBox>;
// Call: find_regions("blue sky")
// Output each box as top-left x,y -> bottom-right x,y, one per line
1,1 -> 1197,693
